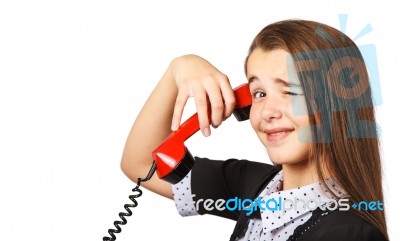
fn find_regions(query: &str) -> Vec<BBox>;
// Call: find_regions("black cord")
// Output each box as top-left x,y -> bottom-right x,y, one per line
103,161 -> 157,241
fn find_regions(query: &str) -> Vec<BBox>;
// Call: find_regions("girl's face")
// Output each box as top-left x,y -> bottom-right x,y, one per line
247,48 -> 312,165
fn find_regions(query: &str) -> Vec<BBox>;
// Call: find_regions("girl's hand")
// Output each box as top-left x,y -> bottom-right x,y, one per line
170,54 -> 236,137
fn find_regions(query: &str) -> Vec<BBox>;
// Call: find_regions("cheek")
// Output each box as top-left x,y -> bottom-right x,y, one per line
291,95 -> 308,117
296,115 -> 311,127
293,115 -> 313,143
249,105 -> 259,130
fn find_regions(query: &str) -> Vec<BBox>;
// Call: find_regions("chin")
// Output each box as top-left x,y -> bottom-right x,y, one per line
266,148 -> 310,166
270,158 -> 296,166
263,140 -> 310,164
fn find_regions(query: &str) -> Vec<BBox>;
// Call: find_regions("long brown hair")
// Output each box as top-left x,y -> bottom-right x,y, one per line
245,19 -> 388,240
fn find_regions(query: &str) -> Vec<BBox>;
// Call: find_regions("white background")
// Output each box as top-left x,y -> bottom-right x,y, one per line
0,0 -> 399,240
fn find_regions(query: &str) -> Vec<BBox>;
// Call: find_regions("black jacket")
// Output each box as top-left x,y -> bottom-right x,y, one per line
190,157 -> 386,241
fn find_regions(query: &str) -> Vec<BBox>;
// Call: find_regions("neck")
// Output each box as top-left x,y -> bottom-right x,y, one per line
281,161 -> 319,190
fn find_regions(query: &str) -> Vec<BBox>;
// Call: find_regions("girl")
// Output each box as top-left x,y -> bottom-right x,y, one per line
120,19 -> 388,240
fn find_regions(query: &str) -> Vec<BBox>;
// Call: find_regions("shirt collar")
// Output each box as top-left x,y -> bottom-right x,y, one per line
257,170 -> 346,232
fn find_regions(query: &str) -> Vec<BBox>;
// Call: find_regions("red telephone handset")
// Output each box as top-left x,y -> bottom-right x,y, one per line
103,84 -> 252,241
152,83 -> 252,184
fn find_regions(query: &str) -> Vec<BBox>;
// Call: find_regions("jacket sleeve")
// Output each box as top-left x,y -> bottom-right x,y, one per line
190,156 -> 276,221
298,210 -> 387,241
313,223 -> 387,241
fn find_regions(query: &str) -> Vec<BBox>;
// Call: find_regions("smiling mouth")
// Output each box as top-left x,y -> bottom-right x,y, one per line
265,128 -> 294,142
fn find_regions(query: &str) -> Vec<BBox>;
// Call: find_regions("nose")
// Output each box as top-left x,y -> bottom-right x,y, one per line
260,97 -> 282,121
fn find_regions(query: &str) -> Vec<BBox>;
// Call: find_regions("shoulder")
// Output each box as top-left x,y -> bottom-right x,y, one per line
192,156 -> 278,186
193,156 -> 276,175
298,210 -> 386,241
191,156 -> 279,198
190,157 -> 279,220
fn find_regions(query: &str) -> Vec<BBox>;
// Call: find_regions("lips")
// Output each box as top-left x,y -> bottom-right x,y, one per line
265,127 -> 294,142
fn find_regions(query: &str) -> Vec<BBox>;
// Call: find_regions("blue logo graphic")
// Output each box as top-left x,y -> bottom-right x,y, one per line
352,201 -> 384,211
287,14 -> 382,143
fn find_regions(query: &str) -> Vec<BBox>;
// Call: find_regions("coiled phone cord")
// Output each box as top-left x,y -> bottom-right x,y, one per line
103,161 -> 157,241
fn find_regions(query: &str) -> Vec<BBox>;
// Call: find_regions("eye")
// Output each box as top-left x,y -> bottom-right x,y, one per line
252,90 -> 266,99
284,91 -> 303,96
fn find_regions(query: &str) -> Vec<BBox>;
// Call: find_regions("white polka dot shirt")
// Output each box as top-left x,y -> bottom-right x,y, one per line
172,170 -> 347,240
173,170 -> 198,217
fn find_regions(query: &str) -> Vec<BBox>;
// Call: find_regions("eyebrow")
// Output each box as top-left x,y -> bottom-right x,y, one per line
248,76 -> 301,87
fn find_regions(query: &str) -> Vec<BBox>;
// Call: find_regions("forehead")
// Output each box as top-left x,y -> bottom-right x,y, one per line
246,48 -> 289,80
247,48 -> 301,87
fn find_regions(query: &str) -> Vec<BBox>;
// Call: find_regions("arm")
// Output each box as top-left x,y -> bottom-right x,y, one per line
120,55 -> 236,199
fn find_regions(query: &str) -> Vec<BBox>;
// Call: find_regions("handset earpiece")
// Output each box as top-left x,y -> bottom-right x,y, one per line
152,83 -> 252,184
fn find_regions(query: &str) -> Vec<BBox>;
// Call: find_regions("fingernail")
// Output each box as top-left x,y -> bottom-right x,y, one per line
203,127 -> 211,137
171,122 -> 178,131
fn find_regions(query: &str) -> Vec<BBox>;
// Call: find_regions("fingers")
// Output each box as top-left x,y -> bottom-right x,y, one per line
193,86 -> 211,136
219,75 -> 236,119
204,80 -> 224,128
172,78 -> 235,137
172,83 -> 212,137
171,89 -> 189,131
198,75 -> 235,135
170,55 -> 235,137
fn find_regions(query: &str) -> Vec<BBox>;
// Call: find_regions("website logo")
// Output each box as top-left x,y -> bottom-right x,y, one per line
192,195 -> 383,216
